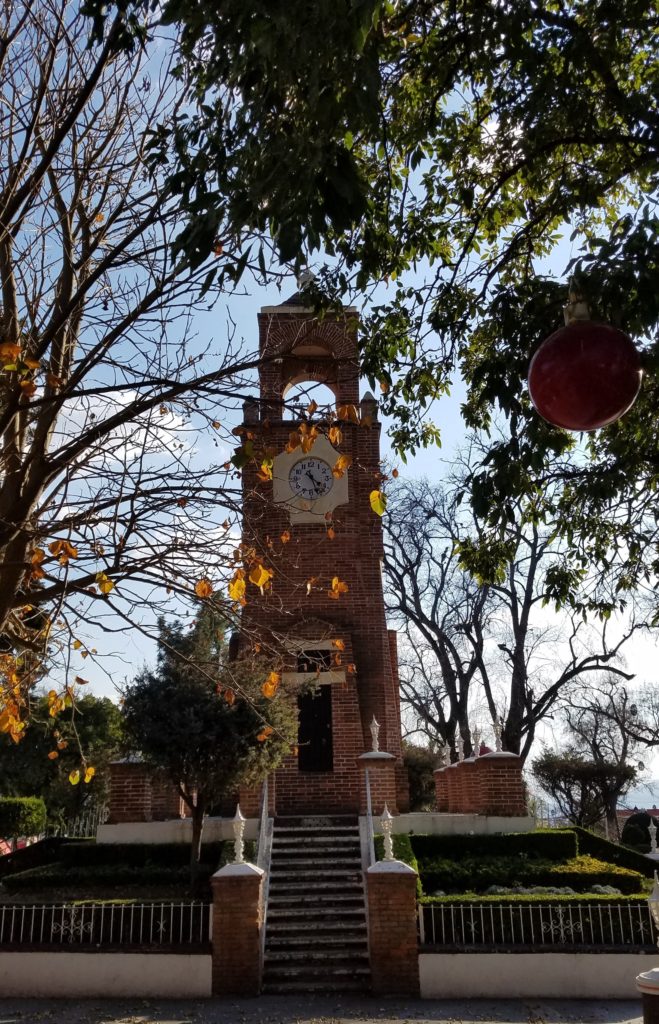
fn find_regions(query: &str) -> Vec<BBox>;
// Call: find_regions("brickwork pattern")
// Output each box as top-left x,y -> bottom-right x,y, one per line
434,754 -> 527,816
211,871 -> 263,996
366,869 -> 420,996
358,759 -> 399,815
236,303 -> 409,816
151,775 -> 187,821
107,763 -> 152,823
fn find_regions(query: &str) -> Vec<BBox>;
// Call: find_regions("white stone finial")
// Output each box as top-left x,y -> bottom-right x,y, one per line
473,727 -> 481,759
493,718 -> 503,752
381,803 -> 394,861
370,716 -> 380,753
456,735 -> 464,762
650,818 -> 658,854
440,743 -> 450,767
232,804 -> 246,864
297,268 -> 314,290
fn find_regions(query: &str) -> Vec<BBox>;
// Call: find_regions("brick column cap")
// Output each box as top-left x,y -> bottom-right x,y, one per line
358,751 -> 396,764
637,969 -> 659,993
212,862 -> 264,880
478,751 -> 521,761
447,763 -> 459,769
433,767 -> 447,776
368,860 -> 417,876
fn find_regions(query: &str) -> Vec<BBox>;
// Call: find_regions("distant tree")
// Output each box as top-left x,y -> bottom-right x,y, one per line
122,609 -> 297,878
384,475 -> 640,761
0,693 -> 122,826
402,742 -> 441,812
531,750 -> 637,830
557,675 -> 659,836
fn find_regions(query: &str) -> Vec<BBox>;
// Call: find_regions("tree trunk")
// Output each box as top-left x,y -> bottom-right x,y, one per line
189,799 -> 206,889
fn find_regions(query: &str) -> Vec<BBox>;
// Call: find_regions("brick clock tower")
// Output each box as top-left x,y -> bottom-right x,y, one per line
238,293 -> 409,817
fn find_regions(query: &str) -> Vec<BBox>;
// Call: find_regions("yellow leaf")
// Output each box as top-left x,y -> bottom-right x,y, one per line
286,430 -> 301,453
19,380 -> 37,397
57,739 -> 68,750
31,548 -> 45,565
337,404 -> 359,424
211,420 -> 220,429
261,671 -> 280,698
328,576 -> 349,600
74,676 -> 89,685
347,662 -> 357,674
84,766 -> 96,783
72,639 -> 82,650
379,380 -> 389,393
369,489 -> 387,516
392,468 -> 399,478
327,527 -> 336,540
23,357 -> 40,370
47,750 -> 59,760
224,689 -> 236,706
257,725 -> 274,742
98,577 -> 114,595
69,769 -> 80,786
47,373 -> 64,389
249,564 -> 273,590
177,497 -> 188,507
332,454 -> 353,479
306,399 -> 318,415
194,578 -> 213,599
328,425 -> 343,446
332,639 -> 346,650
94,213 -> 105,223
0,342 -> 21,362
280,531 -> 291,544
228,573 -> 246,601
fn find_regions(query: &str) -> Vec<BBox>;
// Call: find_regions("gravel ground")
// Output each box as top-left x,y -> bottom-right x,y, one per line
0,996 -> 643,1024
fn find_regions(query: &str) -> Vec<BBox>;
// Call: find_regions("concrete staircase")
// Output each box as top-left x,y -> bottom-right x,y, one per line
262,815 -> 371,993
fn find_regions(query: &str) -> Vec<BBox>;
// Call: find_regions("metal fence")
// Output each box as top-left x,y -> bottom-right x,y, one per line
418,900 -> 657,951
0,901 -> 211,951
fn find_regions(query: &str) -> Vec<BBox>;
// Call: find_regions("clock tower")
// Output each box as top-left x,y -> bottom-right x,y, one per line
238,292 -> 408,816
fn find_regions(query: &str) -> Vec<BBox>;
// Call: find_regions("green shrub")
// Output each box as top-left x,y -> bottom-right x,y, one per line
621,813 -> 656,852
374,833 -> 422,897
421,892 -> 647,906
0,797 -> 46,837
60,840 -> 226,869
2,862 -> 193,891
419,853 -> 643,895
410,829 -> 577,864
573,825 -> 655,877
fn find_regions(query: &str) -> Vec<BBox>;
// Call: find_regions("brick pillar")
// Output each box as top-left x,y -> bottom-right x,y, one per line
107,761 -> 152,823
211,862 -> 264,996
460,758 -> 479,813
475,751 -> 527,816
151,774 -> 186,820
637,968 -> 659,1024
358,752 -> 398,814
366,861 -> 420,996
433,768 -> 449,812
445,763 -> 460,812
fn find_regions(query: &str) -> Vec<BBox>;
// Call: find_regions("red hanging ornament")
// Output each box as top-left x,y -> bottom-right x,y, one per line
528,297 -> 642,431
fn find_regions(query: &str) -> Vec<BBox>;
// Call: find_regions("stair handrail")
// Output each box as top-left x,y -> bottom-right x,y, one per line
364,767 -> 376,866
256,776 -> 273,972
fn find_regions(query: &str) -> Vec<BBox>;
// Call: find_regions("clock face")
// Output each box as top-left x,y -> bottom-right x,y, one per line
289,457 -> 334,500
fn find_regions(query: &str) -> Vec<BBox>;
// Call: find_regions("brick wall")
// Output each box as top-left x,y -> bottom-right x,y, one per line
151,774 -> 187,821
107,762 -> 152,823
433,768 -> 449,812
211,865 -> 264,996
366,864 -> 420,996
475,752 -> 527,817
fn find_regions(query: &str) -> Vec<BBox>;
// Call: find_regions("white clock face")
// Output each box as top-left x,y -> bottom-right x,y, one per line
289,457 -> 334,500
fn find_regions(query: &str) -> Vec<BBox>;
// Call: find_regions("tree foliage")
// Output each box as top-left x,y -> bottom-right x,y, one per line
82,0 -> 659,613
122,609 -> 297,873
384,474 -> 642,759
531,750 -> 637,830
0,693 -> 122,825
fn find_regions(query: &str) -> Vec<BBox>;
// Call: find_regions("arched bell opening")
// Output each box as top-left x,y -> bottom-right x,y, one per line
281,378 -> 338,419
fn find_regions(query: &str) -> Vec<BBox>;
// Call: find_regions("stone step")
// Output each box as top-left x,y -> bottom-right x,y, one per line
267,883 -> 364,898
269,865 -> 362,878
268,891 -> 365,905
273,825 -> 360,835
273,833 -> 360,843
265,947 -> 369,963
266,917 -> 368,933
271,845 -> 361,857
270,851 -> 360,868
262,978 -> 369,994
266,932 -> 367,948
274,815 -> 358,826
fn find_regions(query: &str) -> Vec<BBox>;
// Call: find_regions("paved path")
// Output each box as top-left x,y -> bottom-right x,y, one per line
0,997 -> 644,1024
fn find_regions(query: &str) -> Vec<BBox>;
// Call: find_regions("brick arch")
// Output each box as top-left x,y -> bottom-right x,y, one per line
261,317 -> 358,361
283,617 -> 342,643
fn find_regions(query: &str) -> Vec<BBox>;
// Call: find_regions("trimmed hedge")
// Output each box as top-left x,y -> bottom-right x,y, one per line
0,797 -> 47,838
60,841 -> 226,868
2,862 -> 193,890
421,892 -> 648,906
419,854 -> 643,895
573,825 -> 656,878
409,829 -> 577,863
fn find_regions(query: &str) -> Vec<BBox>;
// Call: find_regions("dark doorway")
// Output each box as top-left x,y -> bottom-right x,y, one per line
298,685 -> 333,772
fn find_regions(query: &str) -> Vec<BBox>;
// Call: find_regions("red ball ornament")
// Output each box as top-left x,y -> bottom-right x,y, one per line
528,319 -> 642,431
